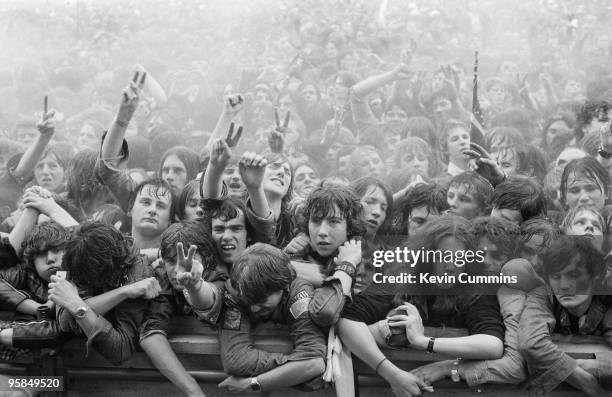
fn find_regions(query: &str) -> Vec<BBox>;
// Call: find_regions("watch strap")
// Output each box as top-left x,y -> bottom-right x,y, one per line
334,260 -> 356,278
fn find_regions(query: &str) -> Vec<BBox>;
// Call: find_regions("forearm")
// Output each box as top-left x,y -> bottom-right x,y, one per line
46,206 -> 78,228
183,280 -> 216,311
352,70 -> 395,98
15,298 -> 42,316
206,112 -> 233,152
257,358 -> 325,391
246,187 -> 271,219
141,334 -> 204,397
566,366 -> 600,394
413,334 -> 503,359
102,119 -> 129,160
9,207 -> 38,256
338,319 -> 386,368
201,166 -> 224,199
12,135 -> 52,178
84,287 -> 129,316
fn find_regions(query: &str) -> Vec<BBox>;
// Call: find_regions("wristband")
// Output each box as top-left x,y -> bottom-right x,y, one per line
334,261 -> 356,278
375,357 -> 388,374
427,337 -> 436,353
115,118 -> 129,128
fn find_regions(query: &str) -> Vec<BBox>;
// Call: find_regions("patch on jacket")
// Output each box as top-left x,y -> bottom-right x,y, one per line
289,290 -> 311,319
222,308 -> 242,330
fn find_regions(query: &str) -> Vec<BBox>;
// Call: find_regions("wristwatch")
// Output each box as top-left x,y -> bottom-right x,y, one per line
250,377 -> 262,392
450,358 -> 462,382
72,305 -> 89,319
598,145 -> 612,159
334,261 -> 356,278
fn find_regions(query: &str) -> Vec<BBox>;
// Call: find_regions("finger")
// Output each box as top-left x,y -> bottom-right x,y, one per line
470,142 -> 489,156
283,110 -> 291,130
227,122 -> 235,141
140,71 -> 147,86
187,245 -> 197,263
44,96 -> 48,115
462,149 -> 481,159
233,126 -> 243,146
176,242 -> 186,263
132,71 -> 140,84
274,108 -> 280,129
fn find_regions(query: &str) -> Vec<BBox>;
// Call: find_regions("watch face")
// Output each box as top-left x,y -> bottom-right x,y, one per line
250,378 -> 261,391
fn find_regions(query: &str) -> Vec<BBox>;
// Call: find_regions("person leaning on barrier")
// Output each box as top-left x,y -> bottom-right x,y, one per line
180,243 -> 326,393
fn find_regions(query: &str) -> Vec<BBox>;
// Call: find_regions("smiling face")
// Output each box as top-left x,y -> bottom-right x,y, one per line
222,164 -> 246,198
211,210 -> 248,265
34,153 -> 65,192
161,155 -> 188,195
263,160 -> 292,198
308,204 -> 348,258
293,165 -> 320,198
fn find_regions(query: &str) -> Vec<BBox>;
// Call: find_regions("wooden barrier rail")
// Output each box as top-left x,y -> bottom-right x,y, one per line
1,316 -> 610,396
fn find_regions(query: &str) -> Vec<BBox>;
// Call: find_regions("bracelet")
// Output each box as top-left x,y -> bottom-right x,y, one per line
375,357 -> 388,374
115,118 -> 129,128
427,337 -> 436,353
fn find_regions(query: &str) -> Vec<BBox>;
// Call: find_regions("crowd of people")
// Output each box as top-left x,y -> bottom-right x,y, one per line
2,0 -> 612,396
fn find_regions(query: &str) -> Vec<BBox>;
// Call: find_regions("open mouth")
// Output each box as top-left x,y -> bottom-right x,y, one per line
270,178 -> 285,187
229,182 -> 243,189
367,219 -> 378,227
221,243 -> 236,252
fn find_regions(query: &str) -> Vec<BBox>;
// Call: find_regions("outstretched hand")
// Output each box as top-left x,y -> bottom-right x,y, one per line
174,242 -> 204,291
37,96 -> 56,137
462,143 -> 506,186
117,69 -> 147,125
239,152 -> 267,190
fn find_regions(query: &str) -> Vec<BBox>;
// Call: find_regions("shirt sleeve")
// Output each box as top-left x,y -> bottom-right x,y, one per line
461,294 -> 505,341
0,265 -> 31,310
244,198 -> 276,244
219,303 -> 289,376
94,138 -> 136,212
518,285 -> 577,395
285,278 -> 327,362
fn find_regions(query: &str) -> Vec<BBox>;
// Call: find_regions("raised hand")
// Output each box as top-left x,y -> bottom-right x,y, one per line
21,187 -> 58,215
238,152 -> 267,190
223,93 -> 244,119
335,239 -> 362,267
117,69 -> 147,126
174,242 -> 204,291
37,96 -> 56,137
392,63 -> 412,80
225,122 -> 243,148
463,142 -> 506,186
210,135 -> 233,170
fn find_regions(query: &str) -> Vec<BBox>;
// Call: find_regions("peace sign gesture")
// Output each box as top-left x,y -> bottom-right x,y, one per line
174,242 -> 204,291
117,69 -> 147,126
37,96 -> 56,137
269,108 -> 290,153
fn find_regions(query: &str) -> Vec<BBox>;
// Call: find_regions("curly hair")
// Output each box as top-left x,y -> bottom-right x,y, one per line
160,220 -> 220,273
62,221 -> 133,290
300,185 -> 367,238
22,221 -> 71,269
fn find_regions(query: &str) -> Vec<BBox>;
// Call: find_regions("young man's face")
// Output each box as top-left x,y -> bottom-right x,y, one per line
400,151 -> 429,177
131,185 -> 172,237
308,204 -> 348,258
164,250 -> 204,291
183,192 -> 203,221
565,173 -> 605,211
211,210 -> 248,265
478,236 -> 508,275
161,155 -> 188,195
446,128 -> 470,162
361,186 -> 387,237
250,290 -> 283,320
263,160 -> 292,198
566,210 -> 603,236
35,154 -> 65,193
222,164 -> 246,198
34,249 -> 64,283
548,256 -> 594,312
408,206 -> 439,236
293,165 -> 320,198
447,184 -> 484,220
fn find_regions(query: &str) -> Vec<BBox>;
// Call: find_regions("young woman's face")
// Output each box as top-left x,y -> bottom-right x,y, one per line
263,160 -> 292,198
400,150 -> 429,177
446,127 -> 470,162
432,236 -> 467,289
564,172 -> 605,211
361,185 -> 388,238
161,154 -> 188,195
566,210 -> 603,236
293,165 -> 320,198
35,154 -> 65,193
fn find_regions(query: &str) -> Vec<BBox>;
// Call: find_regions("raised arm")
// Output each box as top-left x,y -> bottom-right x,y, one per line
352,63 -> 412,99
201,124 -> 241,199
101,70 -> 146,162
205,94 -> 244,152
12,104 -> 55,179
